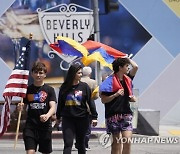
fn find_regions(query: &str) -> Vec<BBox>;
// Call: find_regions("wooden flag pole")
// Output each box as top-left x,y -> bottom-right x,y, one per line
14,98 -> 23,149
14,33 -> 32,149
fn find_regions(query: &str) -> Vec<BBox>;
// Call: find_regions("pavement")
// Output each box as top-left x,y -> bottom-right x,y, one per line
2,124 -> 180,139
1,125 -> 180,154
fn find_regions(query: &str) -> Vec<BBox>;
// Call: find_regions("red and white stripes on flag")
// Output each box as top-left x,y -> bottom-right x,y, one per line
0,96 -> 11,137
3,70 -> 29,98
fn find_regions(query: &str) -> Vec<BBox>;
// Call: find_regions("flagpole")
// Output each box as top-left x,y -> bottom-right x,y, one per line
14,99 -> 23,149
92,0 -> 101,85
14,33 -> 33,149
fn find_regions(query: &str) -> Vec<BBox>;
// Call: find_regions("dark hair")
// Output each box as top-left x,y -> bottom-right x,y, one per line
112,58 -> 130,73
31,61 -> 47,73
61,63 -> 82,94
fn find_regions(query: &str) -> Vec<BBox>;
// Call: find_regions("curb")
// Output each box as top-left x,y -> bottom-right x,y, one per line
1,131 -> 102,140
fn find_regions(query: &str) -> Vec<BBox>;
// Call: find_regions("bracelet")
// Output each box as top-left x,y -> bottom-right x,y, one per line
113,93 -> 117,98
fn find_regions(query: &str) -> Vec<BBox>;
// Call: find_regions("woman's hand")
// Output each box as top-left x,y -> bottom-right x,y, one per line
91,119 -> 98,127
53,118 -> 62,130
55,118 -> 62,126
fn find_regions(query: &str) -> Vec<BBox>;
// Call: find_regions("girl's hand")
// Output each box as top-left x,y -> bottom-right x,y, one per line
91,119 -> 98,127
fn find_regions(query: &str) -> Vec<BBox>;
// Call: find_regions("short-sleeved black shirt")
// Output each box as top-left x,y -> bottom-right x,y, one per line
101,74 -> 134,118
23,84 -> 57,130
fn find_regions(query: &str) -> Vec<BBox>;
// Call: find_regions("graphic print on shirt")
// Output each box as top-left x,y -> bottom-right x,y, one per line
65,90 -> 82,106
27,91 -> 48,109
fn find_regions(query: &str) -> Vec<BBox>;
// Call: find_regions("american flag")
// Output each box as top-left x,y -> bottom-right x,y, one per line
0,38 -> 31,137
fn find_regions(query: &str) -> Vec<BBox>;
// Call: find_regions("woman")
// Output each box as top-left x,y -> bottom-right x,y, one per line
100,58 -> 138,154
56,64 -> 98,154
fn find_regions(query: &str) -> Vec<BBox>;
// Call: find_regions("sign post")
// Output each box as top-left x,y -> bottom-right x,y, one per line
92,0 -> 101,84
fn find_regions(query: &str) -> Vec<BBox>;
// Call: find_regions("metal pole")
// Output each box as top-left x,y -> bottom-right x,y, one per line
92,0 -> 101,84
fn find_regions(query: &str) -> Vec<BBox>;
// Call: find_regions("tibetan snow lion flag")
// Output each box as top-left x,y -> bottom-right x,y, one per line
0,37 -> 31,137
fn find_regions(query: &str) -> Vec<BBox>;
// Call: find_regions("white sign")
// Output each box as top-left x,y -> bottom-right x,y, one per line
38,3 -> 94,64
38,3 -> 94,44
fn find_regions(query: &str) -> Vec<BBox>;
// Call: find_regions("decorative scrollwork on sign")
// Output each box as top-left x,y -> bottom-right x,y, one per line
59,3 -> 77,13
37,3 -> 92,13
58,4 -> 77,17
60,57 -> 82,71
48,50 -> 55,59
69,57 -> 82,65
48,50 -> 82,71
59,60 -> 77,71
36,8 -> 41,12
58,4 -> 68,12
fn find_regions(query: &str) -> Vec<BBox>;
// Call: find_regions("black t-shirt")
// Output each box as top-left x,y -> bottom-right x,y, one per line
101,74 -> 134,118
56,82 -> 98,120
23,84 -> 57,130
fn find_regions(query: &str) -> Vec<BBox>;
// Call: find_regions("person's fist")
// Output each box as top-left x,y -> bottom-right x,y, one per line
17,102 -> 24,111
40,114 -> 49,123
129,96 -> 137,102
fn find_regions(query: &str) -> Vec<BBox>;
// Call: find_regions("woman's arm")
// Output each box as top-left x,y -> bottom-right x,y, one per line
56,88 -> 64,120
